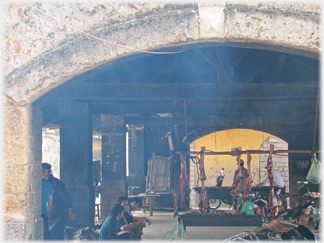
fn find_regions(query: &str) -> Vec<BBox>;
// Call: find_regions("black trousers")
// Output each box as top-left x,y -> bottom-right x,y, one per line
41,214 -> 49,240
48,220 -> 67,240
275,185 -> 286,195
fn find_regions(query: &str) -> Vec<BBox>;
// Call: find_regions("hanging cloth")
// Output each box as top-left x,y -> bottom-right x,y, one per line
170,151 -> 181,218
179,151 -> 188,208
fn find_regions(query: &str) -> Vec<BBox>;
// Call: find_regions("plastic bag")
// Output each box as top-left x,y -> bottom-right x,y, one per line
306,153 -> 322,184
298,184 -> 309,196
166,219 -> 188,241
309,207 -> 320,228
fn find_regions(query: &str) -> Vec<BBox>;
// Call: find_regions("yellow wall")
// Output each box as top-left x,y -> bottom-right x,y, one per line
193,128 -> 271,186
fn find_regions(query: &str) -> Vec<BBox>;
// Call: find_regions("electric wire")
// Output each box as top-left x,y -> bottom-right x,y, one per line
25,3 -> 183,55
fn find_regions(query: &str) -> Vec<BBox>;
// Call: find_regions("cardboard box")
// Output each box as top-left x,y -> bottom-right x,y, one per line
299,208 -> 311,226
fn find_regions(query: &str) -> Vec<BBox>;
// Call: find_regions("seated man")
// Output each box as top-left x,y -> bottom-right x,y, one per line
129,197 -> 151,225
99,204 -> 124,240
116,197 -> 147,239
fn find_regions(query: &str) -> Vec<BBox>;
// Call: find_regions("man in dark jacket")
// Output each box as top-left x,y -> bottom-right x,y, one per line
41,163 -> 55,239
116,197 -> 147,239
47,171 -> 75,239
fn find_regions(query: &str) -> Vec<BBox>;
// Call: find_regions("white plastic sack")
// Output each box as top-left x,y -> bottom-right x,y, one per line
306,153 -> 322,184
166,219 -> 188,241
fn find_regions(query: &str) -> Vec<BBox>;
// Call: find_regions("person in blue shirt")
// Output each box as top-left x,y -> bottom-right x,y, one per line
99,204 -> 124,240
41,163 -> 55,239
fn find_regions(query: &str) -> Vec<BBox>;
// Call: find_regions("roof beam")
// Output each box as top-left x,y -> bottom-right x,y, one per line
244,53 -> 278,83
56,82 -> 318,101
89,99 -> 316,115
124,113 -> 314,126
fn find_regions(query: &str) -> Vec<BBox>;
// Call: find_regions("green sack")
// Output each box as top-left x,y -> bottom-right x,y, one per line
166,219 -> 188,241
306,153 -> 322,184
240,201 -> 255,215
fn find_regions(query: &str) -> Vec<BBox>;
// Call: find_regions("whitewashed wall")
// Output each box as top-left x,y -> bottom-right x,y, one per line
42,128 -> 60,178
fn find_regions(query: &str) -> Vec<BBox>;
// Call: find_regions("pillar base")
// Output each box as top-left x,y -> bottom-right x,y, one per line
100,180 -> 126,220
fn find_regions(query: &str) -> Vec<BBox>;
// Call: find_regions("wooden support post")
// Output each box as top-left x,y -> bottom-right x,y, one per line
149,197 -> 154,217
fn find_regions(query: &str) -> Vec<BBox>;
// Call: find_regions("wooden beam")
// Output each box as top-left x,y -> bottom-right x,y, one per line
275,53 -> 287,72
90,99 -> 316,115
216,47 -> 234,82
177,150 -> 320,156
56,82 -> 318,101
123,115 -> 314,126
231,48 -> 251,68
244,53 -> 278,83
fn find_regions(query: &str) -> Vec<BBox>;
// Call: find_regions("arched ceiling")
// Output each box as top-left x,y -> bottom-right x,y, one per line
34,42 -> 320,151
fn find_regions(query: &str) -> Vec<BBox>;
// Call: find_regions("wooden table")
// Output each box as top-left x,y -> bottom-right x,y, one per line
129,193 -> 160,216
298,196 -> 320,208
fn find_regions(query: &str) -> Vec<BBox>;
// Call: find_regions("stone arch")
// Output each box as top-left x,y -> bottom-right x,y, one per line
5,3 -> 320,105
3,2 -> 320,240
185,123 -> 296,147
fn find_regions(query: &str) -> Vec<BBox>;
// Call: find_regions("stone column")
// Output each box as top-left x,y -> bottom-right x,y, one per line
100,115 -> 127,220
59,101 -> 94,228
127,125 -> 146,192
4,98 -> 43,240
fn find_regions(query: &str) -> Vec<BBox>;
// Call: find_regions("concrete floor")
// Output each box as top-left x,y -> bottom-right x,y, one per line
132,209 -> 322,242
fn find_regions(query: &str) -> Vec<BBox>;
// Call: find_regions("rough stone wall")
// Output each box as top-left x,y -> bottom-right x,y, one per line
224,2 -> 320,48
100,115 -> 127,219
2,2 -> 320,240
4,97 -> 43,240
4,2 -> 200,104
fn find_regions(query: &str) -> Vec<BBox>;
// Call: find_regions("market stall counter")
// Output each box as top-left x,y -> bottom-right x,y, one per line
178,212 -> 262,231
193,186 -> 270,209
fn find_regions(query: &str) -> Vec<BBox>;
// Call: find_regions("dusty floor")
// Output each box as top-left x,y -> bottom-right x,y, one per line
132,209 -> 322,242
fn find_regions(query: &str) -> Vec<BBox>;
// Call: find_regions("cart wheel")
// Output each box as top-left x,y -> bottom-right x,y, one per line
209,199 -> 221,209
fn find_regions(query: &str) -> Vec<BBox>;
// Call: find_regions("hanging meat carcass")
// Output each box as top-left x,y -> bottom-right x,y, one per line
242,152 -> 253,204
267,144 -> 278,218
198,147 -> 209,212
230,151 -> 242,210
